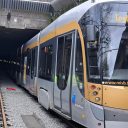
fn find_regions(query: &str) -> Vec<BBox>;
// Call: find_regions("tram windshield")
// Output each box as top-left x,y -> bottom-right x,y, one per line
101,3 -> 128,82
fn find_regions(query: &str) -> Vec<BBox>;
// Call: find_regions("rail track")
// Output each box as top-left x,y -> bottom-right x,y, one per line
0,92 -> 7,128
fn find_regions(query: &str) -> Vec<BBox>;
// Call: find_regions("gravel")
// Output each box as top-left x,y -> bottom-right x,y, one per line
0,73 -> 70,128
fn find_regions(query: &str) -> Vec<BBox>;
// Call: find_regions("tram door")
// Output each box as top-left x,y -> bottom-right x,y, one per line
29,47 -> 38,95
54,32 -> 74,115
26,50 -> 31,90
23,56 -> 27,85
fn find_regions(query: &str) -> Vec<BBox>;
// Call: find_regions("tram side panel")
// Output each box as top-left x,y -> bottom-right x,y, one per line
36,13 -> 105,128
37,38 -> 56,110
36,25 -> 105,128
25,47 -> 38,96
20,35 -> 39,96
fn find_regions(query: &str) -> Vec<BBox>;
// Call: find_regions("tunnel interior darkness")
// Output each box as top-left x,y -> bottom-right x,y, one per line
0,27 -> 39,61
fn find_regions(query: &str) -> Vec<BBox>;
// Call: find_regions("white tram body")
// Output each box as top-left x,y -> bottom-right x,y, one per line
15,0 -> 128,128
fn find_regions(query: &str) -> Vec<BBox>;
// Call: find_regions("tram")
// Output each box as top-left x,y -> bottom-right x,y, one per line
15,0 -> 128,127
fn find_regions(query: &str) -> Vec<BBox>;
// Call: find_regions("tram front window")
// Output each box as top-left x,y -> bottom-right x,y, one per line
80,2 -> 128,83
101,3 -> 128,82
102,26 -> 128,81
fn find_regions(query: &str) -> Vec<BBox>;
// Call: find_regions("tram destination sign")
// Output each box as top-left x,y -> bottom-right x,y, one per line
102,81 -> 128,86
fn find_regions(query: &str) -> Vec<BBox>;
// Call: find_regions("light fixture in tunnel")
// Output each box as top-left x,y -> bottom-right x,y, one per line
14,18 -> 18,23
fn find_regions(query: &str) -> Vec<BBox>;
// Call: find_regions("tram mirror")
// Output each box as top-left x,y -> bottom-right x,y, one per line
86,25 -> 96,42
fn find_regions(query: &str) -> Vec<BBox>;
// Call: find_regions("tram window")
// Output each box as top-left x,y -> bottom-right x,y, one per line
87,41 -> 100,81
57,34 -> 72,90
26,50 -> 31,75
78,3 -> 101,83
21,55 -> 24,73
57,36 -> 64,90
75,33 -> 84,96
63,34 -> 72,88
39,45 -> 53,80
31,48 -> 35,78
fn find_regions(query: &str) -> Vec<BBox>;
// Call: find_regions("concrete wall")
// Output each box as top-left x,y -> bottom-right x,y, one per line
0,9 -> 50,29
30,0 -> 53,2
0,0 -> 52,29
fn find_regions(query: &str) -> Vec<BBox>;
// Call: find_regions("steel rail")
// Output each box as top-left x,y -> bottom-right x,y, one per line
0,93 -> 7,128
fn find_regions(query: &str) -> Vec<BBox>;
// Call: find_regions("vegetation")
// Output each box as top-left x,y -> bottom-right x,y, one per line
79,0 -> 87,3
49,0 -> 87,23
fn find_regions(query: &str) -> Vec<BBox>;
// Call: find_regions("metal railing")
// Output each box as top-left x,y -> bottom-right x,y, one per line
0,0 -> 51,13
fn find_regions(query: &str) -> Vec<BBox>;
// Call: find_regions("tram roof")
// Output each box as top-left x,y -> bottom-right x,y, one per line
40,0 -> 128,37
24,0 -> 128,48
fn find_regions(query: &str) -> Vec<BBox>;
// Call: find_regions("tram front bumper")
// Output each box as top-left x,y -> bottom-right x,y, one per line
104,107 -> 128,128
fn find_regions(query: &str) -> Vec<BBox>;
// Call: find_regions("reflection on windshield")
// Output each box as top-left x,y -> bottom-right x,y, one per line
101,3 -> 128,25
115,31 -> 128,69
101,3 -> 128,81
103,26 -> 128,80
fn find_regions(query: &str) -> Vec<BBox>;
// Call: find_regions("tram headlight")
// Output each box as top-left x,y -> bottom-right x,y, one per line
90,85 -> 96,90
95,97 -> 100,102
93,91 -> 98,96
88,84 -> 102,105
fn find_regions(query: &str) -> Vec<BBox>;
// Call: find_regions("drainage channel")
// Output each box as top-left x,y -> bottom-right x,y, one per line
22,113 -> 46,128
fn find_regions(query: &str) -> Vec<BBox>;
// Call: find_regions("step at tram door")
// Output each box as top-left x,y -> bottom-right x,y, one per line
54,31 -> 75,116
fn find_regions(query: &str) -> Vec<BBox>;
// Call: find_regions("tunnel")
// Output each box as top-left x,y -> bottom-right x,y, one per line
0,27 -> 39,71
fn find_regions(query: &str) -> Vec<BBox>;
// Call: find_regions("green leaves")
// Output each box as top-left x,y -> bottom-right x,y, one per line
49,0 -> 87,23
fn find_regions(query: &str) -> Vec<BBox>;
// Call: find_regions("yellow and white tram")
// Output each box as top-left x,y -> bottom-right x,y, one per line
15,0 -> 128,128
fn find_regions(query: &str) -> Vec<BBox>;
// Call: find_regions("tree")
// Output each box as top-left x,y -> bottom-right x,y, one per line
49,0 -> 87,22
